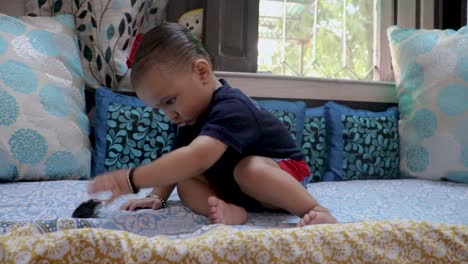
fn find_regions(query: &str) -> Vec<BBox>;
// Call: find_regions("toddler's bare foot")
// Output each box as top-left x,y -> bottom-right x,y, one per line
297,206 -> 338,227
208,196 -> 247,225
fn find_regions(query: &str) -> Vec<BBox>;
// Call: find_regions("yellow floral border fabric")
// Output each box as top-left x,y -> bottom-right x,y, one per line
1,220 -> 467,263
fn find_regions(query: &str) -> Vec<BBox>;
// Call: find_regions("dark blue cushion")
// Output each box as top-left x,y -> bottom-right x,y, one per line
256,100 -> 306,148
301,107 -> 327,182
324,101 -> 400,181
94,88 -> 177,175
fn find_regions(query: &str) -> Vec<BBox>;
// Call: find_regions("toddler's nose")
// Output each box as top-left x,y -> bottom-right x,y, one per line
166,111 -> 179,121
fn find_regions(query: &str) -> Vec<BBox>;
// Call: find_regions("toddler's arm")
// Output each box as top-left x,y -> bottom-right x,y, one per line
148,185 -> 175,201
89,136 -> 226,199
132,135 -> 227,187
121,184 -> 175,211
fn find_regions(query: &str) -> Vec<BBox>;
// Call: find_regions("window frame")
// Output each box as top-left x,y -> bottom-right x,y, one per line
215,70 -> 398,103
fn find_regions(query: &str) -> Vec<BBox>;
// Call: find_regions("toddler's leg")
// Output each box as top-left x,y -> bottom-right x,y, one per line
233,156 -> 337,226
177,175 -> 247,225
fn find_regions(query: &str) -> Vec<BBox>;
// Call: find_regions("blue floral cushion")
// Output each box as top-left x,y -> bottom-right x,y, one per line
388,25 -> 468,182
324,102 -> 400,181
301,107 -> 327,182
257,100 -> 306,148
0,14 -> 90,181
94,88 -> 176,175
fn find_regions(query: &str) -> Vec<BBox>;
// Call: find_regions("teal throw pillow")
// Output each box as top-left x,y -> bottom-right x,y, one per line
257,100 -> 306,148
324,102 -> 400,181
301,107 -> 327,182
94,88 -> 176,175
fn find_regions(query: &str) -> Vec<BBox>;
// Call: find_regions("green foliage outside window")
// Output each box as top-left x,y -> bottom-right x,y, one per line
258,0 -> 376,80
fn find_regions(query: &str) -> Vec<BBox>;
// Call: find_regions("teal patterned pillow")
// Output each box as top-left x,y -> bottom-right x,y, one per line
257,100 -> 306,148
301,107 -> 327,182
0,14 -> 90,181
324,102 -> 400,181
25,0 -> 168,89
269,109 -> 299,142
94,88 -> 176,174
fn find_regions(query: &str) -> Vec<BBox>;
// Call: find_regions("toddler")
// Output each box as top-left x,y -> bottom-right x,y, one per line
89,23 -> 337,226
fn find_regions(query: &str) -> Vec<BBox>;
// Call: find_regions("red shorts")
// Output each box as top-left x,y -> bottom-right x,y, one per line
240,159 -> 311,212
276,159 -> 311,182
210,158 -> 311,213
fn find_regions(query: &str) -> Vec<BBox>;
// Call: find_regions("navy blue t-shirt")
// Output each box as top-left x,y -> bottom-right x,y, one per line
175,80 -> 304,208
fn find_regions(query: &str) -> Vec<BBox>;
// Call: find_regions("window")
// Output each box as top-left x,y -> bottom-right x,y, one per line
258,0 -> 378,81
203,0 -> 444,84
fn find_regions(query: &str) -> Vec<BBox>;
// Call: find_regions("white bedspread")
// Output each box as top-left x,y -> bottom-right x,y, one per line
0,179 -> 466,236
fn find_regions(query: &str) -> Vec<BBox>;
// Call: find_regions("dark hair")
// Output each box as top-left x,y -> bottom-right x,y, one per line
131,22 -> 213,87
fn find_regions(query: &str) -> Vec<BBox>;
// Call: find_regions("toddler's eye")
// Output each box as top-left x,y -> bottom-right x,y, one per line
165,97 -> 176,105
196,19 -> 199,24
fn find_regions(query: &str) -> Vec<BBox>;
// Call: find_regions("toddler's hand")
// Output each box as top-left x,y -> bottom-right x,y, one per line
120,197 -> 163,211
88,169 -> 131,202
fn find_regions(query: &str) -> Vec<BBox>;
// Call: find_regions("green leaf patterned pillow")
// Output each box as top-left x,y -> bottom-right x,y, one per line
25,0 -> 168,89
94,88 -> 176,174
324,102 -> 400,181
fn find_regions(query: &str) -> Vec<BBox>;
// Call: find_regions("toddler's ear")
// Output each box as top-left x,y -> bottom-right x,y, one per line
193,59 -> 212,83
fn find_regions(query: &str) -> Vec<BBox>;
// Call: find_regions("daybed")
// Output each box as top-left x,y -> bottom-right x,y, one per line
0,1 -> 466,263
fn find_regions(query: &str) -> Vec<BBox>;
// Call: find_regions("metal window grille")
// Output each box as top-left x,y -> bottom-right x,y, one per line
258,0 -> 380,80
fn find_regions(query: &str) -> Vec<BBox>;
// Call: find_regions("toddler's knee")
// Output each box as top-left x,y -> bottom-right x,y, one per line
233,156 -> 265,184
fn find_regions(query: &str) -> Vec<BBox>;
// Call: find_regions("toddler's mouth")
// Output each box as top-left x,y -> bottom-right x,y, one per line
177,119 -> 194,126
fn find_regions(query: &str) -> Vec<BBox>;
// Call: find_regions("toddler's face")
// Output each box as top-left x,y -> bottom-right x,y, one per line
135,65 -> 212,127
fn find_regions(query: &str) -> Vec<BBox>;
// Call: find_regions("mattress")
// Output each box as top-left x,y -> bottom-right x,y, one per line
1,179 -> 467,237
